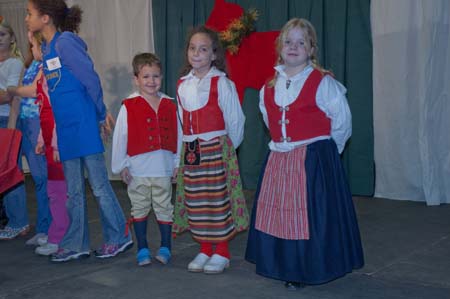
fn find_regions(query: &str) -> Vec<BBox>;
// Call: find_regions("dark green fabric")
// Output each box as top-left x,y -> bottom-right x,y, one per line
153,0 -> 373,196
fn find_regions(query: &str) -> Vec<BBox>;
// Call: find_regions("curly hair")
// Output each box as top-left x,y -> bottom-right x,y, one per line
29,0 -> 83,33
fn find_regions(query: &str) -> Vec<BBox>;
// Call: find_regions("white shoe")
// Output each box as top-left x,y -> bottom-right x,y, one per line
203,254 -> 230,274
35,243 -> 58,256
37,235 -> 48,246
187,253 -> 210,272
26,233 -> 47,246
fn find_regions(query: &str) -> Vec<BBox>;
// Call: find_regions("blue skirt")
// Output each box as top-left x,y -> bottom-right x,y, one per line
245,139 -> 364,284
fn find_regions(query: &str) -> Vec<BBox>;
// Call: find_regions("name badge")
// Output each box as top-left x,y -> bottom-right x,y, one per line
46,57 -> 62,71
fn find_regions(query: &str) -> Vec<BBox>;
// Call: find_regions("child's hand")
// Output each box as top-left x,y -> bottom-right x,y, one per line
35,143 -> 45,155
53,150 -> 60,163
172,167 -> 178,184
120,168 -> 132,185
27,31 -> 35,44
101,112 -> 116,141
0,89 -> 12,105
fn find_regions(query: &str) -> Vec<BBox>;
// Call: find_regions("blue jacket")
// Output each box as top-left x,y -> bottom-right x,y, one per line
42,31 -> 105,161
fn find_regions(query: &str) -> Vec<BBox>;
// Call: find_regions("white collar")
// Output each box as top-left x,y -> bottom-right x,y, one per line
274,64 -> 313,81
126,91 -> 172,100
181,66 -> 226,80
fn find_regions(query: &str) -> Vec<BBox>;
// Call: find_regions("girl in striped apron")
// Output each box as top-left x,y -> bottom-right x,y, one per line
245,18 -> 364,289
173,26 -> 249,274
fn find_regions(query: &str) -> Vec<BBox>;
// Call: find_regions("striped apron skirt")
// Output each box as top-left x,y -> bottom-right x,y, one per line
183,138 -> 235,243
255,145 -> 309,240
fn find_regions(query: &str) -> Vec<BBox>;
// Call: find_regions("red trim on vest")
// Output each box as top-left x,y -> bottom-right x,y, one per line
132,216 -> 148,222
157,220 -> 173,225
123,96 -> 178,157
177,76 -> 225,135
264,69 -> 331,142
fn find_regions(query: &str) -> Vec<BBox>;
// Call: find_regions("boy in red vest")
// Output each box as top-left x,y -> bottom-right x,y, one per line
112,53 -> 181,266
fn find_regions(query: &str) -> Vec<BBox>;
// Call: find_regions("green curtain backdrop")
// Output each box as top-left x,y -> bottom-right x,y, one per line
152,0 -> 373,196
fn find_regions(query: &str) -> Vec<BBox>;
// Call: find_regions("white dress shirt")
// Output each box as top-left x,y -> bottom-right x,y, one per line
0,57 -> 23,116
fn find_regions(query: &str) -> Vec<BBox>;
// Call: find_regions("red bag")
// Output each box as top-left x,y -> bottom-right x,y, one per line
0,128 -> 24,194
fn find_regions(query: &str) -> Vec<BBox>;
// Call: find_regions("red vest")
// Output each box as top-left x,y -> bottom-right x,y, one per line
177,76 -> 225,135
36,74 -> 65,180
264,69 -> 331,142
123,96 -> 178,156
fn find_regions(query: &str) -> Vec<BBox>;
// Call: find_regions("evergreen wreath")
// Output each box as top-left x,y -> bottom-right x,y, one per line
219,9 -> 259,55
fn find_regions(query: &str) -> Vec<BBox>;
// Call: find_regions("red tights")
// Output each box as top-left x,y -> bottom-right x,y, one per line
199,241 -> 230,259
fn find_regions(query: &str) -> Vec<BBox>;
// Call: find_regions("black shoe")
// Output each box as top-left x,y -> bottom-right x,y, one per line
0,217 -> 7,229
284,281 -> 305,291
0,197 -> 8,229
0,212 -> 8,229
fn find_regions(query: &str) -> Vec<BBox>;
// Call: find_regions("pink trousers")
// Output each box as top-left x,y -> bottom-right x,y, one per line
47,180 -> 69,244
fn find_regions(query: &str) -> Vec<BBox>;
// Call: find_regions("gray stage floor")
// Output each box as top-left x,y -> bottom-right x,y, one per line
1,178 -> 450,299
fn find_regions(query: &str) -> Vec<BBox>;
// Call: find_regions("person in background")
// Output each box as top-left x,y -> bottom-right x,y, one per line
25,0 -> 132,262
0,16 -> 29,239
5,30 -> 52,246
7,31 -> 69,256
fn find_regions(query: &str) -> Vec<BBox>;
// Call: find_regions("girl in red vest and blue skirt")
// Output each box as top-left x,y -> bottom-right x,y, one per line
245,18 -> 364,290
112,53 -> 181,266
173,26 -> 249,274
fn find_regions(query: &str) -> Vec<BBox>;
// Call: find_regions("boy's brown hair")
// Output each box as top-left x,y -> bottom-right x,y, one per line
132,52 -> 162,76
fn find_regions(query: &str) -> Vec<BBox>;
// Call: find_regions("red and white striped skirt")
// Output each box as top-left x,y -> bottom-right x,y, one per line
255,146 -> 309,240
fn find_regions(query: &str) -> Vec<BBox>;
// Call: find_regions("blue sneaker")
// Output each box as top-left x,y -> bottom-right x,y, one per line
0,225 -> 30,240
137,248 -> 151,266
94,239 -> 133,259
51,248 -> 90,262
154,247 -> 171,265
